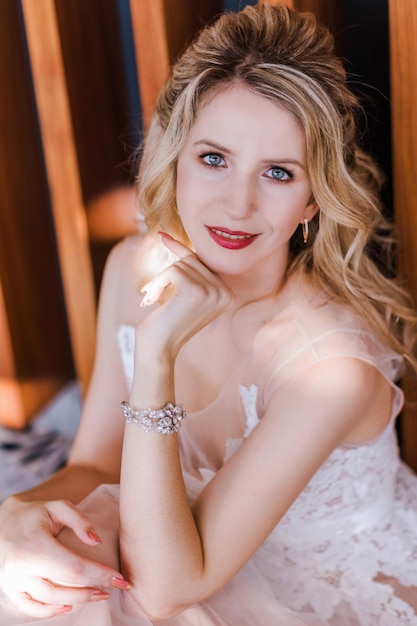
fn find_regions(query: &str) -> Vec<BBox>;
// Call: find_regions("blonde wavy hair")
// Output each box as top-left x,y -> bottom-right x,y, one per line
137,2 -> 417,372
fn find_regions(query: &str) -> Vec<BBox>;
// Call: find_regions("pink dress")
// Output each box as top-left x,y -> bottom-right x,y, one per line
2,290 -> 417,625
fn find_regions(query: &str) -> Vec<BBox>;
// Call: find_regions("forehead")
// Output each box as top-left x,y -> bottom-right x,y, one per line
185,85 -> 306,152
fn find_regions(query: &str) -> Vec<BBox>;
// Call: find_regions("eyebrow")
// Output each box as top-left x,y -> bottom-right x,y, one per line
193,139 -> 306,170
193,139 -> 231,154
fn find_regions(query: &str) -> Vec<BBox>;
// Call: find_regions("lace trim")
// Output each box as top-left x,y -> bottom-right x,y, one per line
235,386 -> 417,625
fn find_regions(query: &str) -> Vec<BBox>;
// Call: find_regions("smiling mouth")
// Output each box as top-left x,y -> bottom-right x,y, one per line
207,226 -> 258,249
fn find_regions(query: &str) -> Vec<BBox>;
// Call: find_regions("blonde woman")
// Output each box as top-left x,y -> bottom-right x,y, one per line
1,4 -> 417,625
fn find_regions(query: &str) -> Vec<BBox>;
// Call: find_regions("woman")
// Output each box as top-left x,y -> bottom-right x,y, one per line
1,4 -> 417,625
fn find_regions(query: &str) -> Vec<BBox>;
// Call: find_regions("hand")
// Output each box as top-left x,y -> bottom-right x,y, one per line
0,495 -> 129,618
138,233 -> 233,360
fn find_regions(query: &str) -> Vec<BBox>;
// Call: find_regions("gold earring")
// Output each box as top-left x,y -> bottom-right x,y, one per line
302,218 -> 309,244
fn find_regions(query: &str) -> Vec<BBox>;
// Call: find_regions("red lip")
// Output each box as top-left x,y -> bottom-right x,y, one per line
206,226 -> 258,250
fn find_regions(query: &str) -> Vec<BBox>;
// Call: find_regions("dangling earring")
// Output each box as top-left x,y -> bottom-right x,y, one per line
302,218 -> 309,244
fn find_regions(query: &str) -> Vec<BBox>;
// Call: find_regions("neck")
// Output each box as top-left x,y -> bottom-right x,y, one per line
218,262 -> 289,306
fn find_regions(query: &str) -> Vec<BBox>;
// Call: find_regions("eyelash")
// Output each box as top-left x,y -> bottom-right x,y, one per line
265,166 -> 294,182
198,152 -> 294,182
199,152 -> 225,168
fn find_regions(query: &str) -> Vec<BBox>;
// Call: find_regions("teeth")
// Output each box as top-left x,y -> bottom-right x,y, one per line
211,228 -> 251,240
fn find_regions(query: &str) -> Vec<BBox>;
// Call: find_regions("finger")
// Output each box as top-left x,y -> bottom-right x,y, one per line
140,278 -> 172,307
3,583 -> 72,619
21,575 -> 110,608
158,231 -> 195,260
14,531 -> 127,589
3,558 -> 128,612
30,544 -> 127,589
140,260 -> 209,308
46,500 -> 103,545
45,500 -> 129,584
16,595 -> 72,619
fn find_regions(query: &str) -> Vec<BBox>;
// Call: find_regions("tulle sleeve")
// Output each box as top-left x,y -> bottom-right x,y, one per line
253,301 -> 404,419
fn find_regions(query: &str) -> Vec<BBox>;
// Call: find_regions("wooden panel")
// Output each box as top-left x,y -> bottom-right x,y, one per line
0,276 -> 64,429
129,0 -> 170,127
0,0 -> 73,427
389,0 -> 417,469
21,0 -> 97,396
54,0 -> 141,290
0,280 -> 24,427
54,0 -> 136,203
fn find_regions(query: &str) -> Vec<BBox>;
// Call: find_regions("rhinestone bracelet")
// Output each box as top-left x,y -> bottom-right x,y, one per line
120,401 -> 186,435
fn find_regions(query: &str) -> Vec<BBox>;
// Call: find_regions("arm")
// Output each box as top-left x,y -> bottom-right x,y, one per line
0,236 -> 148,617
119,240 -> 391,620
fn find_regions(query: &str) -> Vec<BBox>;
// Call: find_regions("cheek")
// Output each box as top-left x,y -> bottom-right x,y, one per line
176,185 -> 198,236
264,195 -> 308,231
176,159 -> 200,205
176,177 -> 212,229
175,173 -> 191,219
176,185 -> 193,224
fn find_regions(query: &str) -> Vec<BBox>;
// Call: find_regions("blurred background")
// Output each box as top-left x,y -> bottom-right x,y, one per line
0,0 -> 416,496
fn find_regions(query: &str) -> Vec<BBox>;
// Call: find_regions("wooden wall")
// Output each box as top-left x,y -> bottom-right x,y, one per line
0,0 -> 73,427
0,0 -> 140,423
389,0 -> 417,469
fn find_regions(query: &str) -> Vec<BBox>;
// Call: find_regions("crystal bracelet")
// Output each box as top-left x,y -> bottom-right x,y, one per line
120,401 -> 186,435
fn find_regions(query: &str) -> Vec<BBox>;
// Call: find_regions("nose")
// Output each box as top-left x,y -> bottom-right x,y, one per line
222,171 -> 256,220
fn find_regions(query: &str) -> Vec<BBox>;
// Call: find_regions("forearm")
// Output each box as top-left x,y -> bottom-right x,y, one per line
119,357 -> 205,618
13,463 -> 118,505
119,242 -> 233,618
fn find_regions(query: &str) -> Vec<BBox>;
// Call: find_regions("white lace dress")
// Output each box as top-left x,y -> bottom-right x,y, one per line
2,297 -> 417,625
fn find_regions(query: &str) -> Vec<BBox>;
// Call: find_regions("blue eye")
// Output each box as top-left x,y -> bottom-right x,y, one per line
200,153 -> 225,167
267,167 -> 292,181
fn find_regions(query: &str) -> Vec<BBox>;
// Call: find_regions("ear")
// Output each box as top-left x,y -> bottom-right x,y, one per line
301,197 -> 320,224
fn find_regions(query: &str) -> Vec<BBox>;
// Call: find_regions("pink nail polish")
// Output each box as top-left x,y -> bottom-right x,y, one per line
90,591 -> 109,602
87,529 -> 102,544
111,577 -> 132,590
158,231 -> 174,240
54,605 -> 72,615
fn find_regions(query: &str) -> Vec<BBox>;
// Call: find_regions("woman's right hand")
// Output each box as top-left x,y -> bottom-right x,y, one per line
0,495 -> 129,618
136,233 -> 233,361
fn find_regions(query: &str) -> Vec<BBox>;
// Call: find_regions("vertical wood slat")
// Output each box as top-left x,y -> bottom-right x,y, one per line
389,0 -> 417,469
0,278 -> 25,426
21,0 -> 96,396
129,0 -> 171,127
0,276 -> 62,428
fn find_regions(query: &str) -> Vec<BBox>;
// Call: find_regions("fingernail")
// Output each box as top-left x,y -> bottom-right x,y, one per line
87,529 -> 102,544
158,231 -> 173,240
54,605 -> 72,615
90,591 -> 110,602
111,576 -> 132,590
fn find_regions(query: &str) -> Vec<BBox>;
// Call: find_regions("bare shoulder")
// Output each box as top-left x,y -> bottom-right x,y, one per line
265,355 -> 392,445
98,233 -> 165,325
103,233 -> 154,284
301,355 -> 383,394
